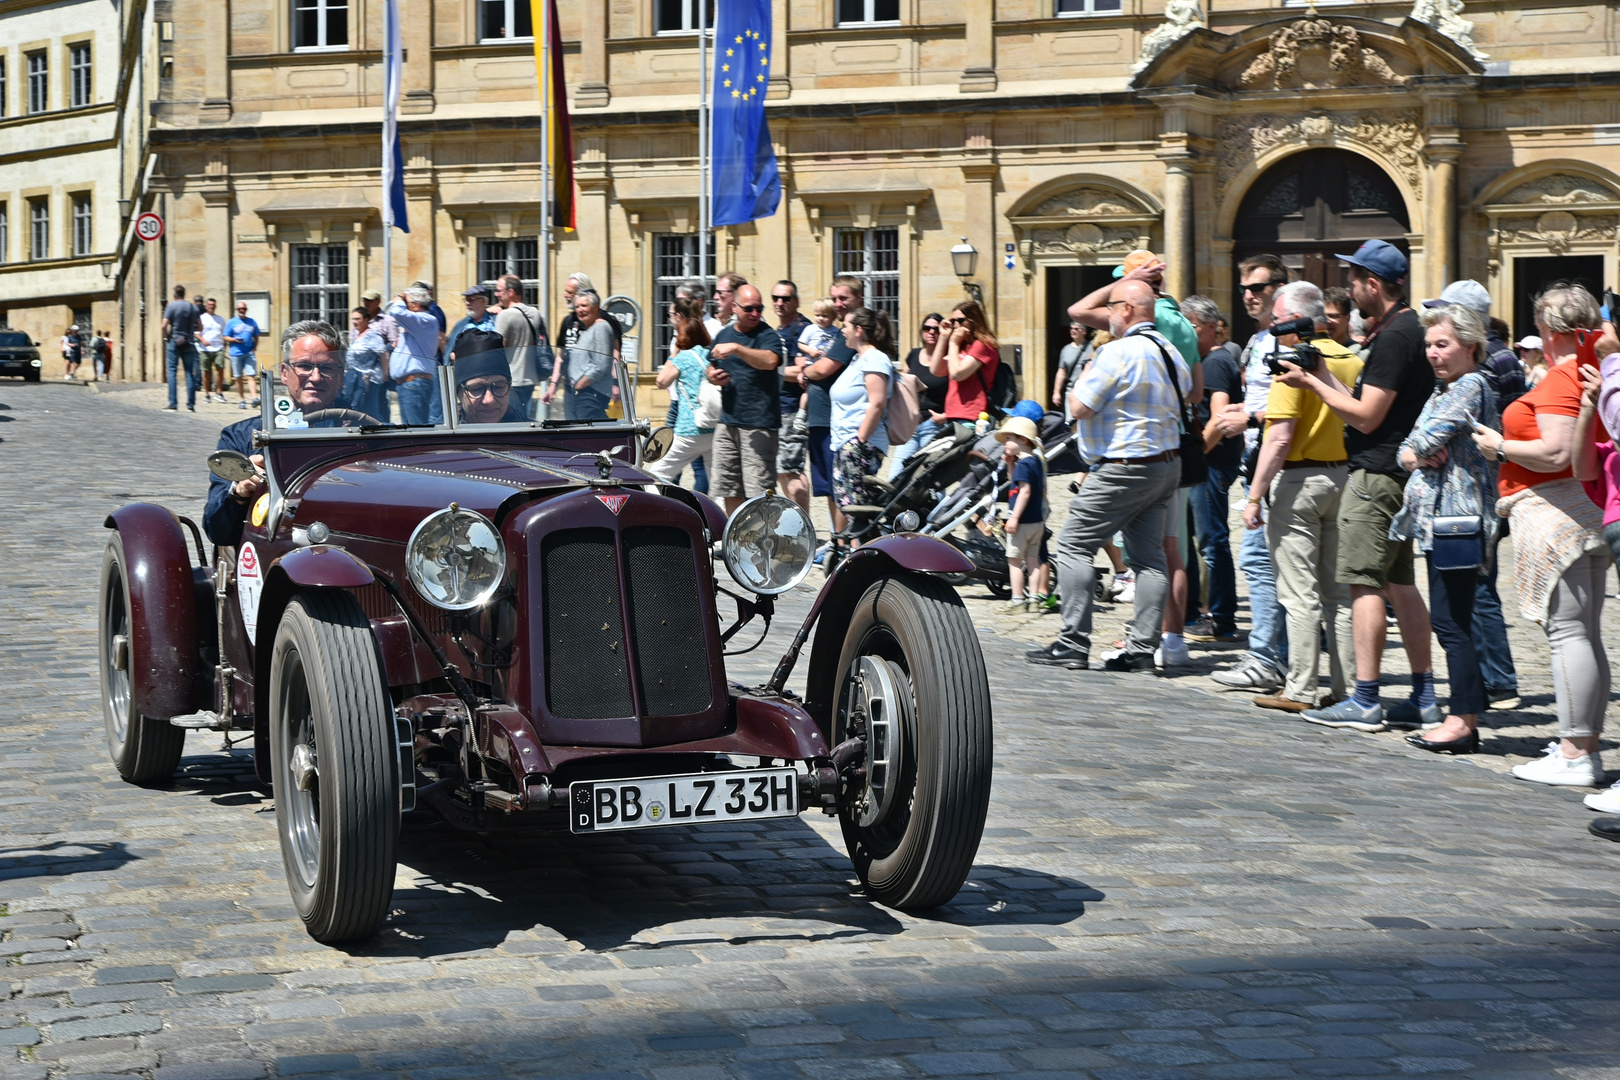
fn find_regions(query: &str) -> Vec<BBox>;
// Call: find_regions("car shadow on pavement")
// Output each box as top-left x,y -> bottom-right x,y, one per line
0,841 -> 138,881
350,812 -> 907,959
168,747 -> 272,807
922,863 -> 1105,927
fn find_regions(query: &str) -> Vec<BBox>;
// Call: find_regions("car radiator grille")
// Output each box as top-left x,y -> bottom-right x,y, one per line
542,528 -> 634,719
623,526 -> 713,717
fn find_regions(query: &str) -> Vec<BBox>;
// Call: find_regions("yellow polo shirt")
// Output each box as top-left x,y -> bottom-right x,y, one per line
1263,338 -> 1364,462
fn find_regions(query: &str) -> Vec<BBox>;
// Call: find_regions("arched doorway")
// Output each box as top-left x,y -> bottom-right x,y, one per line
1231,149 -> 1410,339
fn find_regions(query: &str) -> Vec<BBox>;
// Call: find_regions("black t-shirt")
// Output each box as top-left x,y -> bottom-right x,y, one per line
712,322 -> 784,430
1202,347 -> 1245,471
777,315 -> 809,413
806,335 -> 854,429
1346,306 -> 1434,477
903,347 -> 949,414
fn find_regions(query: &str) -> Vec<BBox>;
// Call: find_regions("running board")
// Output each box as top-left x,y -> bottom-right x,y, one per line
168,712 -> 229,730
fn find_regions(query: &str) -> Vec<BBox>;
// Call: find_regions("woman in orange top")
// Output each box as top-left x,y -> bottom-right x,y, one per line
929,300 -> 1000,433
1472,284 -> 1609,788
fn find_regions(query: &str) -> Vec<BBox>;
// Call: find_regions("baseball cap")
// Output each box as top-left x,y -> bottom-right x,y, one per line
360,289 -> 383,301
462,283 -> 495,300
1111,250 -> 1161,280
1422,279 -> 1490,320
1335,239 -> 1407,282
1517,335 -> 1544,351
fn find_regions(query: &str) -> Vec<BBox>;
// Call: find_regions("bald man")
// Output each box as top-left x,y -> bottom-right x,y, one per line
1027,278 -> 1193,675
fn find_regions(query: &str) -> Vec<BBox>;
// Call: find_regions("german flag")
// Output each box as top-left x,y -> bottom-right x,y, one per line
530,0 -> 575,231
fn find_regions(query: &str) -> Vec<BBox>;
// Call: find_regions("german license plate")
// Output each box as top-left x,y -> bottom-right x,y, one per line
569,768 -> 798,834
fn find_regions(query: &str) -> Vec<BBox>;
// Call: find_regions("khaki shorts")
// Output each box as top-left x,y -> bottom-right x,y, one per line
1004,520 -> 1044,563
1336,468 -> 1415,589
709,423 -> 779,499
200,348 -> 227,370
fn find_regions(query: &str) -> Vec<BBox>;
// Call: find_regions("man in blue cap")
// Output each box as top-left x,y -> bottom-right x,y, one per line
1271,239 -> 1439,734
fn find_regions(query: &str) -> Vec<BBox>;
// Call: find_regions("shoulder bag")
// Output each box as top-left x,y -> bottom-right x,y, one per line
1141,332 -> 1207,488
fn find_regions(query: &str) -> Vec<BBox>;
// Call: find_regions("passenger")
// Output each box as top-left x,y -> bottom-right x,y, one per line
453,331 -> 526,425
203,321 -> 345,548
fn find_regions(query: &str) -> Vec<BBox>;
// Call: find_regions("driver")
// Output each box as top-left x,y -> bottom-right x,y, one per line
203,321 -> 346,547
454,330 -> 526,424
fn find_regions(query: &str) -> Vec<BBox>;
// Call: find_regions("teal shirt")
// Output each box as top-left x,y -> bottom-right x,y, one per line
1155,297 -> 1200,371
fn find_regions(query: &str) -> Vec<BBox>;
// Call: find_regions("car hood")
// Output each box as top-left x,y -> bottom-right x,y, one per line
287,444 -> 647,540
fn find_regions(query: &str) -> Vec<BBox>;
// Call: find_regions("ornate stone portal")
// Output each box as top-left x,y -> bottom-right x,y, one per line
1216,111 -> 1425,191
1410,0 -> 1486,61
1008,183 -> 1161,277
1482,173 -> 1620,269
1238,19 -> 1407,90
1133,0 -> 1206,75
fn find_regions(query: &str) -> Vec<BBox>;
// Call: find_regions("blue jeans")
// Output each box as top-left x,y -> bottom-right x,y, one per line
1474,539 -> 1518,692
395,376 -> 436,426
565,385 -> 610,420
1239,481 -> 1288,673
166,341 -> 199,408
1189,463 -> 1240,633
887,418 -> 941,480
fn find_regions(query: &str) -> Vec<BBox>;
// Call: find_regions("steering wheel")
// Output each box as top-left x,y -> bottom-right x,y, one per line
299,408 -> 385,427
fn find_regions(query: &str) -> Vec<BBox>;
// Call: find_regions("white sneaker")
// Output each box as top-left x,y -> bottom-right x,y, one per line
1585,780 -> 1620,812
1211,659 -> 1283,691
1158,635 -> 1190,667
1512,742 -> 1604,787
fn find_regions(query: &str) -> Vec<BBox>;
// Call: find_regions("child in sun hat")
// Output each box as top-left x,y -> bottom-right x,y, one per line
996,415 -> 1048,613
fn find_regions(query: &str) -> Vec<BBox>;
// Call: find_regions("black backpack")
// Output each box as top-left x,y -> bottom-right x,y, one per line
976,355 -> 1018,418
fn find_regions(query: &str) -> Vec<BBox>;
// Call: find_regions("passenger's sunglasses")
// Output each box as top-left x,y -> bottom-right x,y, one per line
738,304 -> 765,314
460,379 -> 511,399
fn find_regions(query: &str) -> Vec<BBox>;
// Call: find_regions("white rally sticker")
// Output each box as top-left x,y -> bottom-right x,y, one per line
237,542 -> 264,645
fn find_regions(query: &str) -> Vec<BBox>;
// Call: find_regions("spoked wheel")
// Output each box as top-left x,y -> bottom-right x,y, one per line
98,536 -> 185,783
269,590 -> 398,944
832,574 -> 992,911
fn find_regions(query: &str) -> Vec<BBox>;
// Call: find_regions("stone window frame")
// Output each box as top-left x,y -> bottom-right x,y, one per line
832,226 -> 901,326
25,48 -> 48,114
65,36 -> 93,109
289,0 -> 350,53
834,0 -> 901,28
650,232 -> 717,365
653,0 -> 716,36
0,198 -> 9,264
70,189 -> 93,257
478,237 -> 541,306
0,54 -> 8,119
477,0 -> 534,43
27,193 -> 49,261
1054,0 -> 1123,17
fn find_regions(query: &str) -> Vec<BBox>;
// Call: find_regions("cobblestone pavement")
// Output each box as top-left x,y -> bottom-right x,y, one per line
2,381 -> 1618,1080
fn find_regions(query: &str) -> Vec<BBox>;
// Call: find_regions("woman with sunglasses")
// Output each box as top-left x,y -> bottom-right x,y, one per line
888,313 -> 951,478
830,307 -> 898,511
929,301 -> 1001,435
648,298 -> 716,487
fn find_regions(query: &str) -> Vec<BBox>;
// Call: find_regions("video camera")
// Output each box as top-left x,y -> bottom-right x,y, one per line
1265,315 -> 1326,376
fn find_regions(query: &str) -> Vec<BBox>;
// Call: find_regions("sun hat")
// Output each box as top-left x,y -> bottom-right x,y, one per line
994,416 -> 1041,447
1517,335 -> 1544,351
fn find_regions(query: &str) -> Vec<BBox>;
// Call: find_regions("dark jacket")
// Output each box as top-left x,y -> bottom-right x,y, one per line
203,417 -> 262,547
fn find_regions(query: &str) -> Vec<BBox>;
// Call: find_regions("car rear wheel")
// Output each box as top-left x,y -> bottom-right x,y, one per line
832,574 -> 992,912
99,536 -> 186,783
269,590 -> 398,944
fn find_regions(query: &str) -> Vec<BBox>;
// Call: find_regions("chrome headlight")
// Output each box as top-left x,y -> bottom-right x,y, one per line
721,494 -> 818,595
406,505 -> 507,611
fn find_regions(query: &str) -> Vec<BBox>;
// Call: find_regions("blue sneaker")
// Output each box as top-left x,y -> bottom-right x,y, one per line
1301,697 -> 1387,732
1385,698 -> 1444,730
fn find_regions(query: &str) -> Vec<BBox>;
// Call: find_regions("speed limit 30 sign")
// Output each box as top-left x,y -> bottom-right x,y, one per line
135,212 -> 164,242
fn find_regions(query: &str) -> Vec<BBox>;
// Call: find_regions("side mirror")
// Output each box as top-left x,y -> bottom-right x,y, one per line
642,426 -> 674,465
207,449 -> 263,483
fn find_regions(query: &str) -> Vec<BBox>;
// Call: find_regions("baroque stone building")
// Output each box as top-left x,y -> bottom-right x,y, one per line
122,0 -> 1620,398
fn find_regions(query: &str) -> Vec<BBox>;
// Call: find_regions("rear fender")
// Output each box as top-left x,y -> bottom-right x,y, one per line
800,537 -> 972,733
103,504 -> 212,719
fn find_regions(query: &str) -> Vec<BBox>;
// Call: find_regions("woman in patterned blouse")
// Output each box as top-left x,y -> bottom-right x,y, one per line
1392,304 -> 1499,754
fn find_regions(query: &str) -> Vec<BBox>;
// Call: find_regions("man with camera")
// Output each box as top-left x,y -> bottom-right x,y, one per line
1272,241 -> 1438,732
1240,283 -> 1362,713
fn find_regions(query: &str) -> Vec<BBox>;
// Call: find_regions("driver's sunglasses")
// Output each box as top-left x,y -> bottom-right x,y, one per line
460,379 -> 511,399
288,360 -> 343,379
738,304 -> 764,314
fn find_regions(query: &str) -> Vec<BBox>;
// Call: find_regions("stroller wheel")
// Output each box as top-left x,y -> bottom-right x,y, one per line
986,578 -> 1011,600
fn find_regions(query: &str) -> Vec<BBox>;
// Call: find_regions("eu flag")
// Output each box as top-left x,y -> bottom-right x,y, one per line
710,0 -> 780,228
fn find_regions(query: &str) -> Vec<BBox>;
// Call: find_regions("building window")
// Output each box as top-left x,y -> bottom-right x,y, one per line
29,199 -> 48,260
655,0 -> 715,33
72,194 -> 92,256
27,52 -> 47,113
652,234 -> 715,364
478,238 -> 539,305
836,0 -> 899,25
479,0 -> 533,40
1056,0 -> 1122,14
0,203 -> 8,264
70,43 -> 92,107
0,57 -> 8,118
290,243 -> 349,324
292,0 -> 348,50
833,227 -> 899,323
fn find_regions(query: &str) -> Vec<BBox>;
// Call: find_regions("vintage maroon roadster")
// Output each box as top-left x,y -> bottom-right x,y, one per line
98,347 -> 993,943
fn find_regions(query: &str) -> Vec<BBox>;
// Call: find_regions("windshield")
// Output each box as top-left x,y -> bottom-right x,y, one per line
0,332 -> 30,347
260,325 -> 633,438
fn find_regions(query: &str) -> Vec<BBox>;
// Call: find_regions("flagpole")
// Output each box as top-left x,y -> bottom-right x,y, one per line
698,0 -> 709,297
382,0 -> 393,305
540,1 -> 552,339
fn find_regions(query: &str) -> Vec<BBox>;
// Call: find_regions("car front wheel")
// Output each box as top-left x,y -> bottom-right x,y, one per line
269,590 -> 398,944
99,536 -> 186,783
832,574 -> 992,912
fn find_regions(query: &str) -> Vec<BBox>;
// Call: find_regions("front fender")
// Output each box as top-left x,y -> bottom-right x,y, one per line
271,545 -> 375,588
104,504 -> 211,719
797,539 -> 972,733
